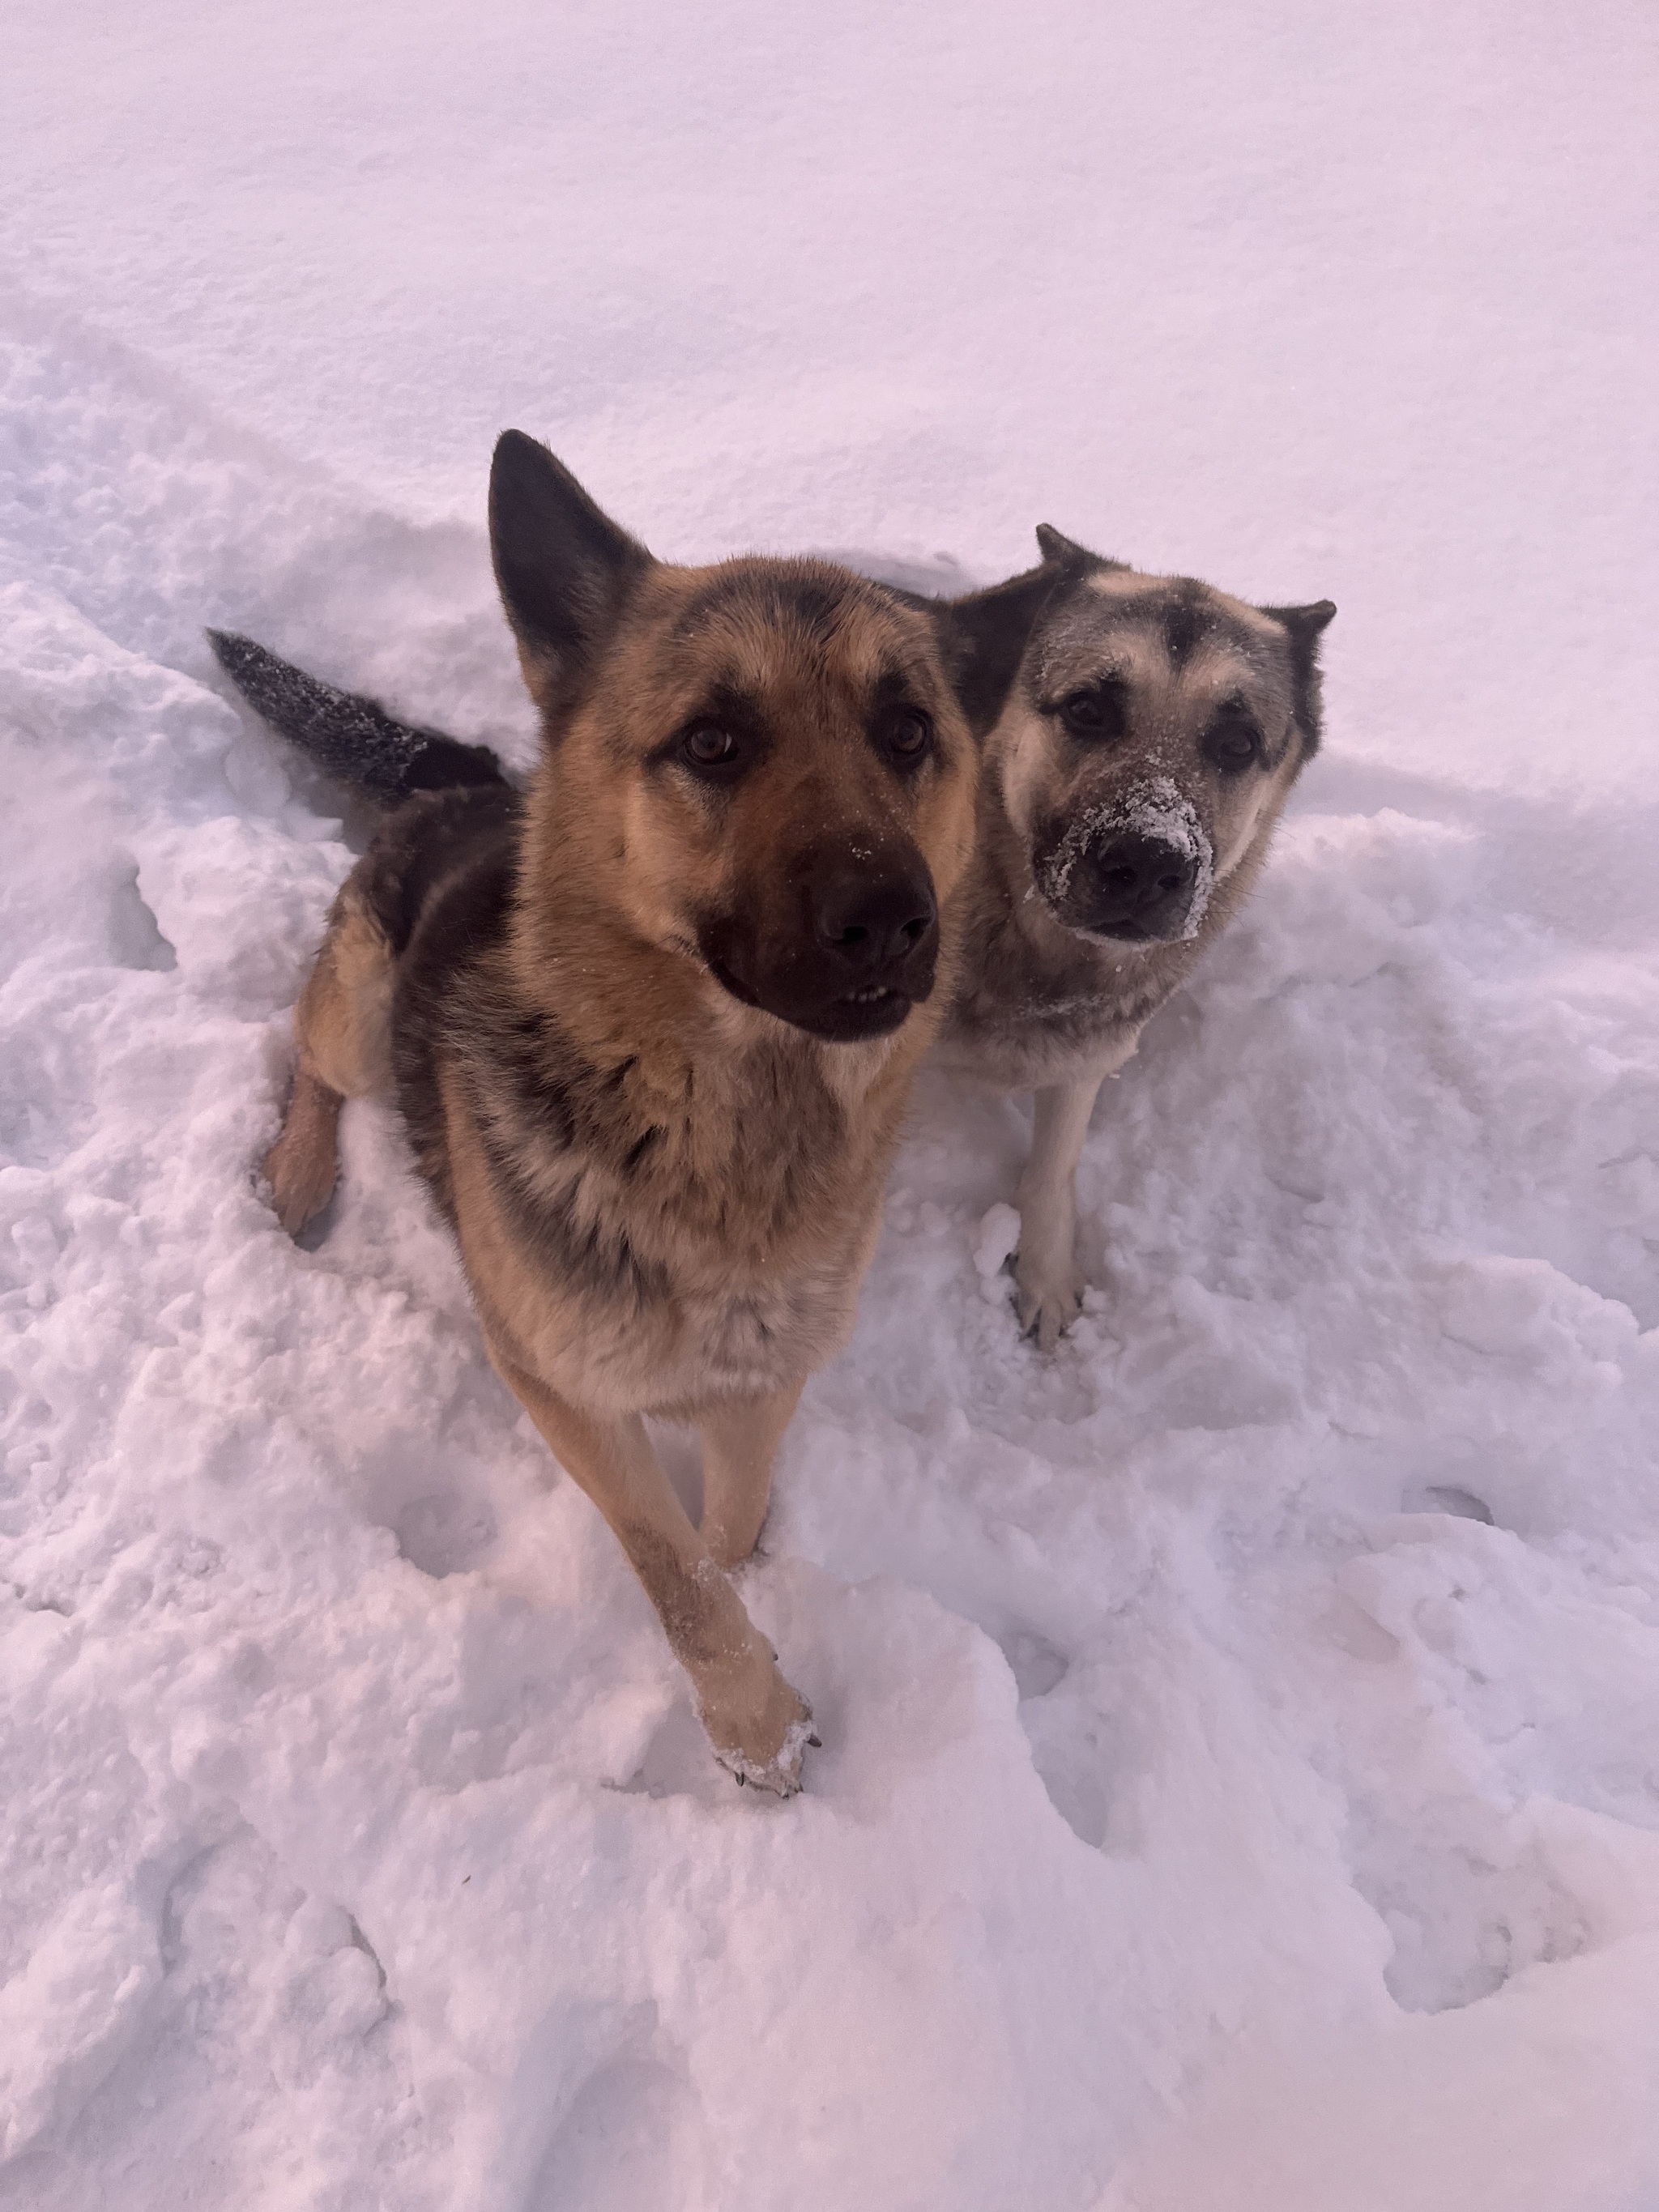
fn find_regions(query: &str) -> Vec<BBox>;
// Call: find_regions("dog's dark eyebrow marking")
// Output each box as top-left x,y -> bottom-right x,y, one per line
1081,578 -> 1269,674
1159,583 -> 1209,666
866,662 -> 928,709
770,576 -> 850,638
642,680 -> 774,772
668,575 -> 766,641
1034,666 -> 1130,714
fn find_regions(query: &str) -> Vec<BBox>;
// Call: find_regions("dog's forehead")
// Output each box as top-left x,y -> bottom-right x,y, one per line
1031,569 -> 1286,698
654,560 -> 932,702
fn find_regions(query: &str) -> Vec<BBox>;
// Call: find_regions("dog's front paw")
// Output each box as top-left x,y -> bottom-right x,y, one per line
705,1668 -> 817,1798
262,1127 -> 336,1238
1013,1254 -> 1084,1353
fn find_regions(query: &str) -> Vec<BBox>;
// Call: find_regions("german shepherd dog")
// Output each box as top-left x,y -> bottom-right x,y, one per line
929,526 -> 1336,1348
212,433 -> 1044,1794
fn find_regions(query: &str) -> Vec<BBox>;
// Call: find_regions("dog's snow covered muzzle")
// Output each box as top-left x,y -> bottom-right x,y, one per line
1033,777 -> 1216,945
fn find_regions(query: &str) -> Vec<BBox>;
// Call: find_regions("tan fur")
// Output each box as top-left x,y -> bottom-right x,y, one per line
304,885 -> 397,1100
262,884 -> 395,1232
935,565 -> 1326,1347
262,1068 -> 343,1237
267,532 -> 979,1792
485,1343 -> 810,1777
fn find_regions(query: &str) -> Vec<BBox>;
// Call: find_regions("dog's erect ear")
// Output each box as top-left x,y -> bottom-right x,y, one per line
489,431 -> 653,719
927,564 -> 1061,739
1264,599 -> 1337,645
1260,599 -> 1337,753
1034,522 -> 1091,566
1036,522 -> 1132,576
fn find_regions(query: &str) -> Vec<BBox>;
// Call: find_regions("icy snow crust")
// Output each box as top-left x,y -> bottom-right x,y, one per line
4,3 -> 1658,2208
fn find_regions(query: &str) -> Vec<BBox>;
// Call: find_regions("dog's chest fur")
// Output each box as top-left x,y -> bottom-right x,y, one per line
383,795 -> 906,1416
933,773 -> 1203,1091
457,1003 -> 893,1408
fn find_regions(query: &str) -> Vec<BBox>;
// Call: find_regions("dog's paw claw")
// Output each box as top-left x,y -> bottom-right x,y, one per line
712,1709 -> 815,1799
1013,1268 -> 1084,1353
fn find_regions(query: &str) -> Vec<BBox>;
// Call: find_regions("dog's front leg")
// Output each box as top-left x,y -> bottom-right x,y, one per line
698,1383 -> 804,1569
1013,1073 -> 1106,1351
490,1347 -> 813,1795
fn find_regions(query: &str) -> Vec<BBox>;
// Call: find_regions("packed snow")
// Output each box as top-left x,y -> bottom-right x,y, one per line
3,2 -> 1657,2207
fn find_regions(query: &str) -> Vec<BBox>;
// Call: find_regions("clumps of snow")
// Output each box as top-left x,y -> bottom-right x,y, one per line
1035,777 -> 1217,940
972,1202 -> 1021,1289
3,1 -> 1657,2202
7,371 -> 1659,2212
6,526 -> 1659,2212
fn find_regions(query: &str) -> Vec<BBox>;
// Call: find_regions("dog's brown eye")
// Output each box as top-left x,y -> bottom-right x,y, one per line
682,724 -> 740,770
1058,685 -> 1127,740
885,709 -> 933,762
1206,716 -> 1260,769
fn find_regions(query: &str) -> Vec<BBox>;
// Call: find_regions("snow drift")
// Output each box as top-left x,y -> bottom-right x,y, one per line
3,2 -> 1657,2206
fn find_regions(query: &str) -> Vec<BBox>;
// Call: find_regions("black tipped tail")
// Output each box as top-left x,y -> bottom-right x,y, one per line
206,629 -> 508,804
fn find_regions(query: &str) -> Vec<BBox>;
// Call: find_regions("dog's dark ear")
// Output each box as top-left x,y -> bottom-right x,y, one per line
928,564 -> 1060,739
489,431 -> 652,719
1036,522 -> 1132,576
1035,522 -> 1090,566
1264,599 -> 1337,643
1260,599 -> 1337,753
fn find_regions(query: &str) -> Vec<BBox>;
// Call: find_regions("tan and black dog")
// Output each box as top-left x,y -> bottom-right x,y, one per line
210,433 -> 1045,1793
929,527 -> 1336,1348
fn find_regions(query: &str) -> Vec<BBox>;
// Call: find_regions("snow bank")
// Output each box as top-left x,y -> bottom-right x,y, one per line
3,2 -> 1657,2206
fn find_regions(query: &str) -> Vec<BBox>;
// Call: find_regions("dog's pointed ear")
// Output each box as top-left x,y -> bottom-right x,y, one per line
927,563 -> 1060,739
1035,522 -> 1090,565
1260,599 -> 1337,752
1036,522 -> 1131,575
1263,599 -> 1337,645
489,431 -> 653,718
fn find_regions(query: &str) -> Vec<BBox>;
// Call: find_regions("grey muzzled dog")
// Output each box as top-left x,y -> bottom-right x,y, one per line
930,526 -> 1335,1348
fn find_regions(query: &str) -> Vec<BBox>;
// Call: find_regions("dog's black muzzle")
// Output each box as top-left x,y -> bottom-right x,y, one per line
1035,824 -> 1201,944
700,842 -> 940,1042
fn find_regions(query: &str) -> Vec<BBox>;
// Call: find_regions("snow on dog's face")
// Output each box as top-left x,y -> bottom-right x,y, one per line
992,535 -> 1333,945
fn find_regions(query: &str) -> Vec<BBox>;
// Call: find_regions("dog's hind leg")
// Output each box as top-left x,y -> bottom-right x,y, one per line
490,1349 -> 815,1795
1013,1072 -> 1106,1352
264,876 -> 394,1236
698,1383 -> 804,1569
264,1069 -> 343,1236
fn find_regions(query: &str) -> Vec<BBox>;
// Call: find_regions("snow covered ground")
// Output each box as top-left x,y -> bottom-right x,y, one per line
3,2 -> 1657,2206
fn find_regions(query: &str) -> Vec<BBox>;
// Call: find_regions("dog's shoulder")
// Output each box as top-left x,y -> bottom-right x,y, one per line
358,785 -> 527,1213
356,784 -> 523,965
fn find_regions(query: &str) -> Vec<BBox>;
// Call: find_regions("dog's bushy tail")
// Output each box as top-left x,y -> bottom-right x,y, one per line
207,630 -> 509,803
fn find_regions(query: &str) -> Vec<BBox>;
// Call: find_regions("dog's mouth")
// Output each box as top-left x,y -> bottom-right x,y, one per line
1068,915 -> 1158,944
1041,899 -> 1192,948
706,957 -> 916,1042
815,983 -> 913,1041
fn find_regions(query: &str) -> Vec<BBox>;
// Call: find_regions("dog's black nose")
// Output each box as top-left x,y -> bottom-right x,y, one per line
812,870 -> 938,970
1081,833 -> 1198,936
